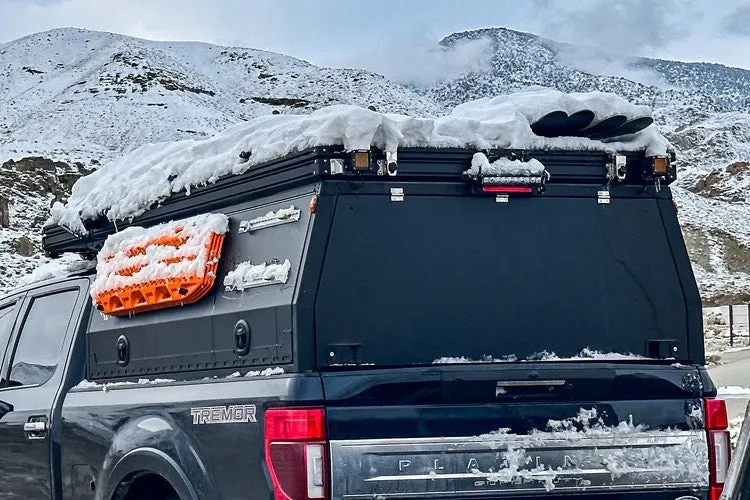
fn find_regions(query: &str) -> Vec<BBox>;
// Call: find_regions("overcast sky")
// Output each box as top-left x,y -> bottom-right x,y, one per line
2,0 -> 750,73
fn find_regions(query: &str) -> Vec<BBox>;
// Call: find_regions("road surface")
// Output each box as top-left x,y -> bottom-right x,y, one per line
708,348 -> 750,420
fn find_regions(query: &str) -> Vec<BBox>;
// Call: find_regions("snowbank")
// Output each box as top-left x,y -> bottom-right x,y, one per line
730,416 -> 745,449
717,386 -> 750,397
50,90 -> 670,233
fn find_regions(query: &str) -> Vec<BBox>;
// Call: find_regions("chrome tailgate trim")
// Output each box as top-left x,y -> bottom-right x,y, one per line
330,430 -> 709,499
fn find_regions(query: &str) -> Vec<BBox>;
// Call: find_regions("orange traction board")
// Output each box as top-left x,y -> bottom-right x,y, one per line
92,221 -> 226,316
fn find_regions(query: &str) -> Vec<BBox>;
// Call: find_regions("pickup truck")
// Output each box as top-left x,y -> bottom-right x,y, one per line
0,142 -> 731,499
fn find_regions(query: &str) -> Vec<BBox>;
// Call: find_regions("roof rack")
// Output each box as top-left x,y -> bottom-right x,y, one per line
42,146 -> 675,258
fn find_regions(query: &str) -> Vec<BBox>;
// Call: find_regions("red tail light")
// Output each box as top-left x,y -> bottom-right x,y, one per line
482,185 -> 533,194
265,408 -> 328,500
705,398 -> 731,500
706,398 -> 729,429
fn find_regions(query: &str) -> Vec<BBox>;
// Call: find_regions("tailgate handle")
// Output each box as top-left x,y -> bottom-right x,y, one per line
496,380 -> 566,397
496,380 -> 566,387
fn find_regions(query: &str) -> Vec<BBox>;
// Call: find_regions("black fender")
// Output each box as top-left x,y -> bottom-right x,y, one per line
96,414 -> 217,500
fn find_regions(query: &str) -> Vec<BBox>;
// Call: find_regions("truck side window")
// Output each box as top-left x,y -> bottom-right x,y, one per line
0,306 -> 14,362
7,291 -> 78,387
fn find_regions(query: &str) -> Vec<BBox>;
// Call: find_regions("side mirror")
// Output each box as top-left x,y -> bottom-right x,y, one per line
0,400 -> 13,417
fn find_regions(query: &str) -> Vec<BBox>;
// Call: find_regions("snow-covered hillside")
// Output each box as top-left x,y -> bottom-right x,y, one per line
1,26 -> 749,305
0,28 -> 441,287
0,28 -> 441,164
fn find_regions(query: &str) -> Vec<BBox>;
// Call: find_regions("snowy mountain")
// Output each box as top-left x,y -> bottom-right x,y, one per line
1,27 -> 749,305
0,28 -> 441,164
0,28 -> 440,289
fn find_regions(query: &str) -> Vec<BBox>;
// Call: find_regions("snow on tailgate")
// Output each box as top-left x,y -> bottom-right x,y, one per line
474,408 -> 708,491
50,90 -> 671,233
331,407 -> 708,497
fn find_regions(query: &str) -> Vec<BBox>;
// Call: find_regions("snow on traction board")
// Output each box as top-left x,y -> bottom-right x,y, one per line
91,213 -> 229,316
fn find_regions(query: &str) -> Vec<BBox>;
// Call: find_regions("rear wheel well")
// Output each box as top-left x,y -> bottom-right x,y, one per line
112,471 -> 180,500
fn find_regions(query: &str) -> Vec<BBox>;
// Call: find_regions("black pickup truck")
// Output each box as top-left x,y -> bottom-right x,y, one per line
0,146 -> 730,500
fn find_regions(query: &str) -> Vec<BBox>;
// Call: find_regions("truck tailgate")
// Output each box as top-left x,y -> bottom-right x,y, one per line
322,363 -> 709,499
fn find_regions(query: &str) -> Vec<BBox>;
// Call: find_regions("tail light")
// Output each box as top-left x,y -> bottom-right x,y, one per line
264,408 -> 328,500
482,185 -> 533,194
705,398 -> 731,500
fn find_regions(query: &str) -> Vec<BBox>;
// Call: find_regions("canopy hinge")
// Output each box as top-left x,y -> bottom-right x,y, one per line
606,154 -> 627,182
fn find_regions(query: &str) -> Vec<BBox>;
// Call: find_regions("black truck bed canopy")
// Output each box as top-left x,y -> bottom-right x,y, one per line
42,146 -> 675,257
68,144 -> 701,379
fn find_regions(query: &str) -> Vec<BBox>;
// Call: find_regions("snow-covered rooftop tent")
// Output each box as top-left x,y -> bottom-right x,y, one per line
43,90 -> 676,257
43,145 -> 675,257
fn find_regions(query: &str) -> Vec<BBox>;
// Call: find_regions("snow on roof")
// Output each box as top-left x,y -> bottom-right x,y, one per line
16,254 -> 92,288
465,153 -> 547,180
50,90 -> 671,233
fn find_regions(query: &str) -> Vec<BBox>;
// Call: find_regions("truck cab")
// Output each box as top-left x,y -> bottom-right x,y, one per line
0,277 -> 90,498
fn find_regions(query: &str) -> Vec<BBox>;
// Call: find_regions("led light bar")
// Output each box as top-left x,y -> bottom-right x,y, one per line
481,175 -> 548,186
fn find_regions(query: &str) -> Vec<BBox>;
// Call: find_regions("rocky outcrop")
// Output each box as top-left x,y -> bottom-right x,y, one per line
692,161 -> 750,202
0,197 -> 9,228
249,96 -> 310,108
0,157 -> 87,288
0,157 -> 86,232
0,157 -> 87,202
13,236 -> 35,257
